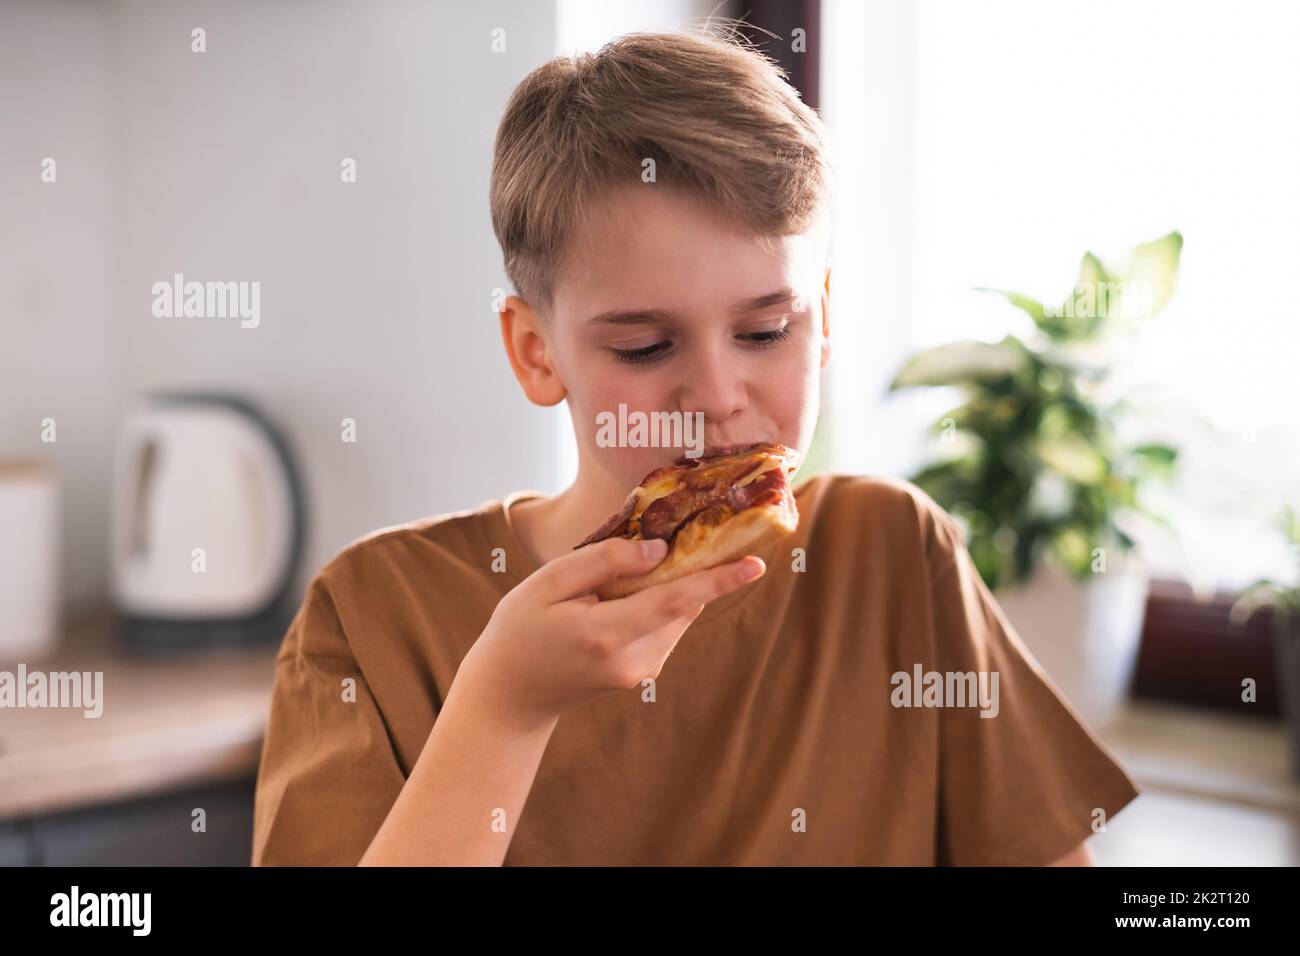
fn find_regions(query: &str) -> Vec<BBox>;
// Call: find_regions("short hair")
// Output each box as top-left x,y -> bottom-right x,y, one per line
489,21 -> 835,318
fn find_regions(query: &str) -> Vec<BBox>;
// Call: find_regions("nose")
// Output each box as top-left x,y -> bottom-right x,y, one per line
677,341 -> 748,426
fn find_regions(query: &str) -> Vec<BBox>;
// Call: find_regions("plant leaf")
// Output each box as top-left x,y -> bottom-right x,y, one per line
977,287 -> 1075,341
889,340 -> 1025,389
1127,443 -> 1179,479
973,287 -> 1041,322
1118,231 -> 1183,318
1037,435 -> 1108,484
1081,231 -> 1183,321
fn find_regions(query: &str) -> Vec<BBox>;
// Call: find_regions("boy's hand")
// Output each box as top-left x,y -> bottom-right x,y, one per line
455,537 -> 766,728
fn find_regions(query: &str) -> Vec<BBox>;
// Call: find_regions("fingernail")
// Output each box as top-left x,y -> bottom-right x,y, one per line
738,558 -> 764,581
641,538 -> 668,559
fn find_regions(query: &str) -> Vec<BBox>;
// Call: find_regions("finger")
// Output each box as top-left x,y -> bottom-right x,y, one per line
626,608 -> 704,679
592,556 -> 765,633
535,536 -> 670,603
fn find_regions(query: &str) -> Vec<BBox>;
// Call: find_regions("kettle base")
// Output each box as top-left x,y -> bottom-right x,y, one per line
115,607 -> 295,654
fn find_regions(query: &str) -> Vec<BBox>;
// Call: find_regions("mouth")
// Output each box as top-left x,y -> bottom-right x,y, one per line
677,440 -> 795,463
697,442 -> 755,457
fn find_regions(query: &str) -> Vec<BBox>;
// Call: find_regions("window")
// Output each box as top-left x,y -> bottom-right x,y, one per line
822,0 -> 1300,593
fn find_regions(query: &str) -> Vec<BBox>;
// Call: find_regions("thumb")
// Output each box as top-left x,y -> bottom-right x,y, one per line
539,536 -> 668,602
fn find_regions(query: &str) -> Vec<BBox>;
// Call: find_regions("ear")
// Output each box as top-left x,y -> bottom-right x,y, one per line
499,295 -> 567,407
819,265 -> 832,370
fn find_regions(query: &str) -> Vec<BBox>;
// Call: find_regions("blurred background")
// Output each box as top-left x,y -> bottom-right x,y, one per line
1,0 -> 1297,866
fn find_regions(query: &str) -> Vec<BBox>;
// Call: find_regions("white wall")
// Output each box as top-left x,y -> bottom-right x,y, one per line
821,0 -> 930,481
823,0 -> 1300,590
1,0 -> 568,616
0,1 -> 119,617
909,0 -> 1300,589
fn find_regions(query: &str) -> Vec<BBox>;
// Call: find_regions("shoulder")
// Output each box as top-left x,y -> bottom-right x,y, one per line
276,498 -> 510,666
311,498 -> 503,600
795,470 -> 967,572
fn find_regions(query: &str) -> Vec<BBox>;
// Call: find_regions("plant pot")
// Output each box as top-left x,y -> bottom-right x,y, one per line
1274,614 -> 1300,779
993,557 -> 1150,732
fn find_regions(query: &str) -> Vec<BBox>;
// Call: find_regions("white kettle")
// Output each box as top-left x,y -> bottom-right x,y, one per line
110,393 -> 305,649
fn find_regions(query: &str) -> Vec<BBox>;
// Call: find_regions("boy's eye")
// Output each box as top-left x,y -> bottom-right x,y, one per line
610,340 -> 673,365
741,323 -> 793,346
609,322 -> 793,366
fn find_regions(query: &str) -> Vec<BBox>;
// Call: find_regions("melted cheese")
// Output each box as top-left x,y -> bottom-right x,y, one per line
736,455 -> 781,486
633,474 -> 683,515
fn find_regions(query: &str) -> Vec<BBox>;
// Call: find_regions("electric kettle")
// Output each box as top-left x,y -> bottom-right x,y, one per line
110,393 -> 306,650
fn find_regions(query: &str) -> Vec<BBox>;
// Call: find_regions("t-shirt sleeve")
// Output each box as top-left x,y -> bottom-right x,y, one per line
251,574 -> 408,866
924,503 -> 1143,866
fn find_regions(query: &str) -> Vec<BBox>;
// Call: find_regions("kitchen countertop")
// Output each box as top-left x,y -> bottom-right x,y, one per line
1098,698 -> 1300,814
1092,700 -> 1300,865
0,613 -> 279,821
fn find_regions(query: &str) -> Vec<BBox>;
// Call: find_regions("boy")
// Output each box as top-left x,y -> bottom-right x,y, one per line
251,27 -> 1140,866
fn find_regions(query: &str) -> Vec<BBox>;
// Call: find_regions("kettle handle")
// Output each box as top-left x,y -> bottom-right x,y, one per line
111,416 -> 162,577
126,435 -> 159,560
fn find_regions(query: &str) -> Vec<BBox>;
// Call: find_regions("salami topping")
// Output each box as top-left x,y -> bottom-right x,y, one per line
639,488 -> 705,540
573,492 -> 637,549
573,442 -> 800,549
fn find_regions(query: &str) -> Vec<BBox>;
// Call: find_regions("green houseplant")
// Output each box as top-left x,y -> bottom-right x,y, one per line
887,232 -> 1184,729
888,232 -> 1184,592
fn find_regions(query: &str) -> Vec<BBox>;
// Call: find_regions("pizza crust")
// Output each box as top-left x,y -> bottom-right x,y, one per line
593,497 -> 798,600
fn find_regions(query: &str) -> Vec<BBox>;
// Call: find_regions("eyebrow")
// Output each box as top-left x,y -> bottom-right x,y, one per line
586,287 -> 797,326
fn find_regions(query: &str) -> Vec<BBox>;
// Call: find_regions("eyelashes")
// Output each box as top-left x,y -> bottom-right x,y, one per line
611,340 -> 673,365
611,324 -> 794,366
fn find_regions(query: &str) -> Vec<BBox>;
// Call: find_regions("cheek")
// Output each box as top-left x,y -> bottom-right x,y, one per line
576,372 -> 677,459
583,372 -> 665,420
778,322 -> 820,374
766,331 -> 822,438
768,375 -> 815,427
555,330 -> 688,478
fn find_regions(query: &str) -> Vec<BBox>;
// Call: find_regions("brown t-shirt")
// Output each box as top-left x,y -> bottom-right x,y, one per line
251,471 -> 1141,865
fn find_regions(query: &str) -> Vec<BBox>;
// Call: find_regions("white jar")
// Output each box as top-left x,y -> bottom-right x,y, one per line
0,460 -> 60,662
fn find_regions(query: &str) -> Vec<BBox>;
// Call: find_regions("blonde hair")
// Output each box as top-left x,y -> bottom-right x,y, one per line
489,21 -> 834,317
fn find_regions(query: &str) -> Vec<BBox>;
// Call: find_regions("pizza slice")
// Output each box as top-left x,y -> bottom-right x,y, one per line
573,441 -> 802,599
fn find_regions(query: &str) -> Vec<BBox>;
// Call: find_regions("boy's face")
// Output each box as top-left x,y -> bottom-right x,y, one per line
515,182 -> 830,495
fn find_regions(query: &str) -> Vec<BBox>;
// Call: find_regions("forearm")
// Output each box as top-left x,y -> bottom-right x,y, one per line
359,671 -> 559,866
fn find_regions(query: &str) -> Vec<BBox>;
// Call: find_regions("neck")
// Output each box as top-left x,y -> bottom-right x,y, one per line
509,463 -> 632,568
